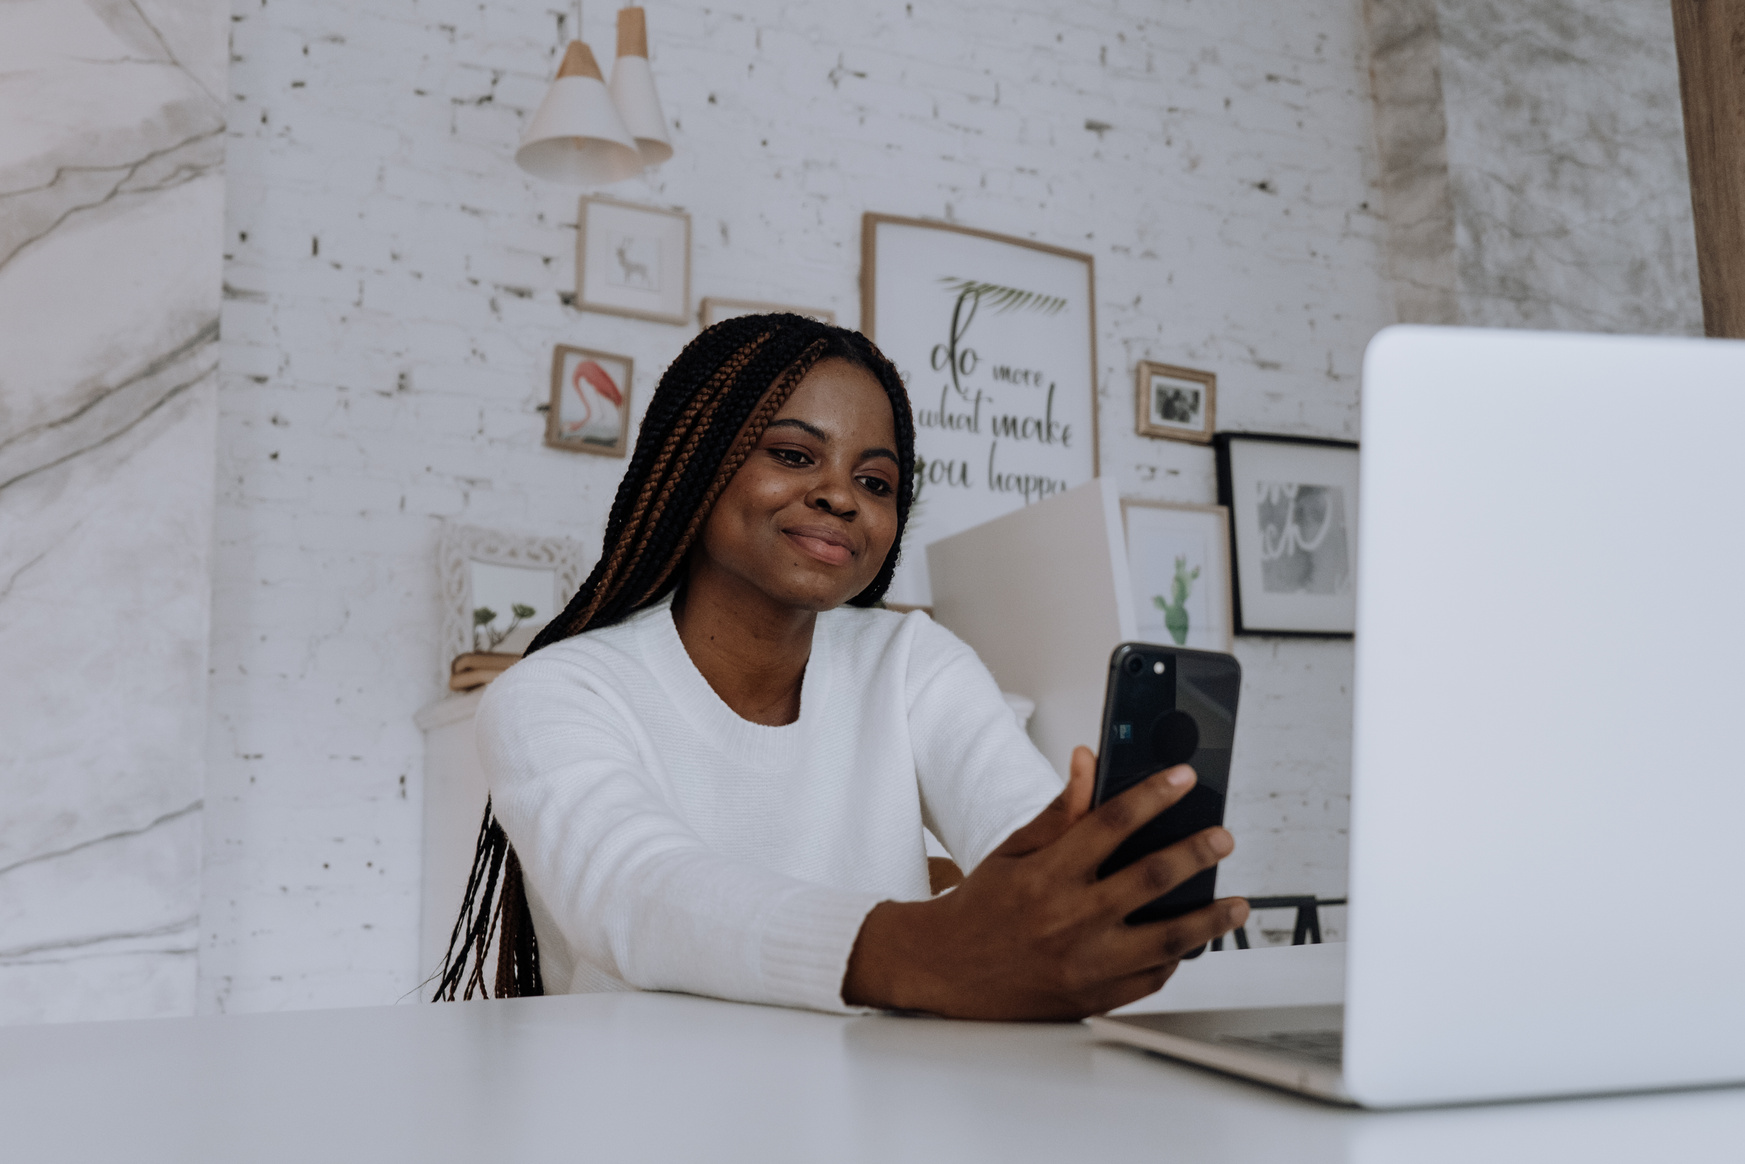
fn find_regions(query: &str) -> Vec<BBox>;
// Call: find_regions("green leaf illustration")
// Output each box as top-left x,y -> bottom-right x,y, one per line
937,277 -> 1068,316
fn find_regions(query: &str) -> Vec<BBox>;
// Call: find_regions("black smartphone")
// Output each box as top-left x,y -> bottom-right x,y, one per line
1092,643 -> 1241,939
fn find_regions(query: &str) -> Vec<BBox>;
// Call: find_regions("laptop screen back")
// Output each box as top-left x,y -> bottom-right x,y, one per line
1345,327 -> 1745,1107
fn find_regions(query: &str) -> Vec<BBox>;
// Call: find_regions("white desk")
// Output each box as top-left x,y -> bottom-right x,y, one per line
3,946 -> 1740,1162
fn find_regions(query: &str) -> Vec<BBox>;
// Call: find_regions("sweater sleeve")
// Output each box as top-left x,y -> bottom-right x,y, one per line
475,654 -> 883,1014
904,616 -> 1065,874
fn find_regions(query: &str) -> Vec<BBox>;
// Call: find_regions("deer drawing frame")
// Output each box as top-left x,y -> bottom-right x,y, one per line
575,196 -> 692,325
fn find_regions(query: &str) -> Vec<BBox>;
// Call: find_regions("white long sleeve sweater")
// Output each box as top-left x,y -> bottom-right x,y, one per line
476,595 -> 1062,1013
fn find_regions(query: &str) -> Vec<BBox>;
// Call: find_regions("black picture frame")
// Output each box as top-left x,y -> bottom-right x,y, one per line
1214,432 -> 1361,638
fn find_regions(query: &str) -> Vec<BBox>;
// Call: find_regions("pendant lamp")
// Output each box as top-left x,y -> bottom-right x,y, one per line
609,8 -> 673,168
516,29 -> 643,184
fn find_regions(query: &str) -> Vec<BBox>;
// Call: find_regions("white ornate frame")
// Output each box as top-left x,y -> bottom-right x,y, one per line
437,524 -> 593,679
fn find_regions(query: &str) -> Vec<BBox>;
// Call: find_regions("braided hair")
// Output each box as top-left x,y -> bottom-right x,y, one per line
432,313 -> 916,1001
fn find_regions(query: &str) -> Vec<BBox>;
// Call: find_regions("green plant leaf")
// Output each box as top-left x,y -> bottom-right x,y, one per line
511,604 -> 536,619
472,607 -> 496,626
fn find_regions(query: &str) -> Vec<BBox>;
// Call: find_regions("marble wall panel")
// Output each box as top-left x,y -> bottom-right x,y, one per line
0,0 -> 226,1024
1366,0 -> 1702,333
1437,0 -> 1701,333
1365,0 -> 1461,325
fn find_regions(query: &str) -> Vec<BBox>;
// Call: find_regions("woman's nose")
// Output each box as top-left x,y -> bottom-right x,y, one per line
812,493 -> 856,520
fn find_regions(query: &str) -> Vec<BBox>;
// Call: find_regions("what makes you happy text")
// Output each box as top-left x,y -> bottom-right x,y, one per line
911,280 -> 1076,506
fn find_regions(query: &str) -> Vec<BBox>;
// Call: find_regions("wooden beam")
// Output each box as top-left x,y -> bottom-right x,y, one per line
1672,0 -> 1745,337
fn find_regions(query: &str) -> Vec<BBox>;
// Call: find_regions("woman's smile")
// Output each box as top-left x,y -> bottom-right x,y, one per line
782,522 -> 856,566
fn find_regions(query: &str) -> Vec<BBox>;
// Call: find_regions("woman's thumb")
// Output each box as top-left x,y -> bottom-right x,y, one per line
991,746 -> 1097,857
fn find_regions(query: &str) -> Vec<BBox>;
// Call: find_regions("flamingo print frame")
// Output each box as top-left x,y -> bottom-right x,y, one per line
547,345 -> 634,456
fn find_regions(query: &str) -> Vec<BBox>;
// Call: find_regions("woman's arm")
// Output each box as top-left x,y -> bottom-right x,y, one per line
478,661 -> 882,1013
901,619 -> 1065,873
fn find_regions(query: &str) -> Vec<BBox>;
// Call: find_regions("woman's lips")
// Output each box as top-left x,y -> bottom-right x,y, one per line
783,524 -> 855,567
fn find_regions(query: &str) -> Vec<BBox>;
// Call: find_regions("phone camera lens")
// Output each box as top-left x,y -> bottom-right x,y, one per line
1124,654 -> 1145,676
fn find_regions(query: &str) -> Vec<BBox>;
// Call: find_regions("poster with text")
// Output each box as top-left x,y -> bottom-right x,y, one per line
863,215 -> 1098,607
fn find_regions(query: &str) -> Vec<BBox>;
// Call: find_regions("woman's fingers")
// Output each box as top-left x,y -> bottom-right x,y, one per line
1044,763 -> 1199,875
1090,826 -> 1235,921
1083,900 -> 1242,1012
1089,965 -> 1182,1015
1104,898 -> 1251,972
991,746 -> 1098,858
1063,746 -> 1096,817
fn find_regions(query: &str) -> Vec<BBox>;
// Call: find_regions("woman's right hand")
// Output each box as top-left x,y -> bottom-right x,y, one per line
842,746 -> 1247,1020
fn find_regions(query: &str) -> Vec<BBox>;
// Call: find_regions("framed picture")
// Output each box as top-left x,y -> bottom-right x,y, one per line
699,297 -> 835,328
438,524 -> 592,682
1135,361 -> 1216,444
1215,433 -> 1360,636
546,345 -> 633,456
862,212 -> 1099,607
576,197 -> 690,324
1122,500 -> 1234,652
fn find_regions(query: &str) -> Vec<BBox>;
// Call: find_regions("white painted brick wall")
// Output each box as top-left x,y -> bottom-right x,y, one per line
206,0 -> 1390,1011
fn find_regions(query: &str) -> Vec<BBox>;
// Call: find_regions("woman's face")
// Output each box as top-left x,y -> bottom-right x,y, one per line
695,358 -> 901,613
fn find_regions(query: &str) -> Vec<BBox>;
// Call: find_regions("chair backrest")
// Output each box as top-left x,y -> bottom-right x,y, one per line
928,478 -> 1136,776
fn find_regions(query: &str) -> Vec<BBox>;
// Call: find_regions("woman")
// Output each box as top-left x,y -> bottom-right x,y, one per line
436,315 -> 1247,1018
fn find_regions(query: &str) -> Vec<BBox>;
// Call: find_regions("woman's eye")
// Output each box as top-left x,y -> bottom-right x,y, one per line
769,447 -> 811,466
858,475 -> 894,497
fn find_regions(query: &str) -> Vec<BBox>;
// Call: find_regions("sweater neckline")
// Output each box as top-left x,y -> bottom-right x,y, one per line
637,594 -> 832,766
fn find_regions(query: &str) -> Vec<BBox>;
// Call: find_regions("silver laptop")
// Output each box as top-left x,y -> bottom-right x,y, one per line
1090,326 -> 1745,1108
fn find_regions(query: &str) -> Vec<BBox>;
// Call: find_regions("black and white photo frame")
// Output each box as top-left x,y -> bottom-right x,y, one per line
1135,361 -> 1216,444
1215,433 -> 1360,636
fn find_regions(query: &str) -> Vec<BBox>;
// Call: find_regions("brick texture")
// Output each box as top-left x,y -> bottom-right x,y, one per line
205,0 -> 1390,1011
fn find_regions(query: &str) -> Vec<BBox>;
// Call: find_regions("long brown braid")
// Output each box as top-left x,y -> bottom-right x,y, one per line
432,314 -> 916,1001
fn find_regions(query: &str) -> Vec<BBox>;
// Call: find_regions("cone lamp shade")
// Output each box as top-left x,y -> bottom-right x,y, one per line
609,8 -> 673,167
517,41 -> 644,184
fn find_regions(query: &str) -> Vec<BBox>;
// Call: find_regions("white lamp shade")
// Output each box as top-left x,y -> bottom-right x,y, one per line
516,47 -> 644,185
609,55 -> 672,167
